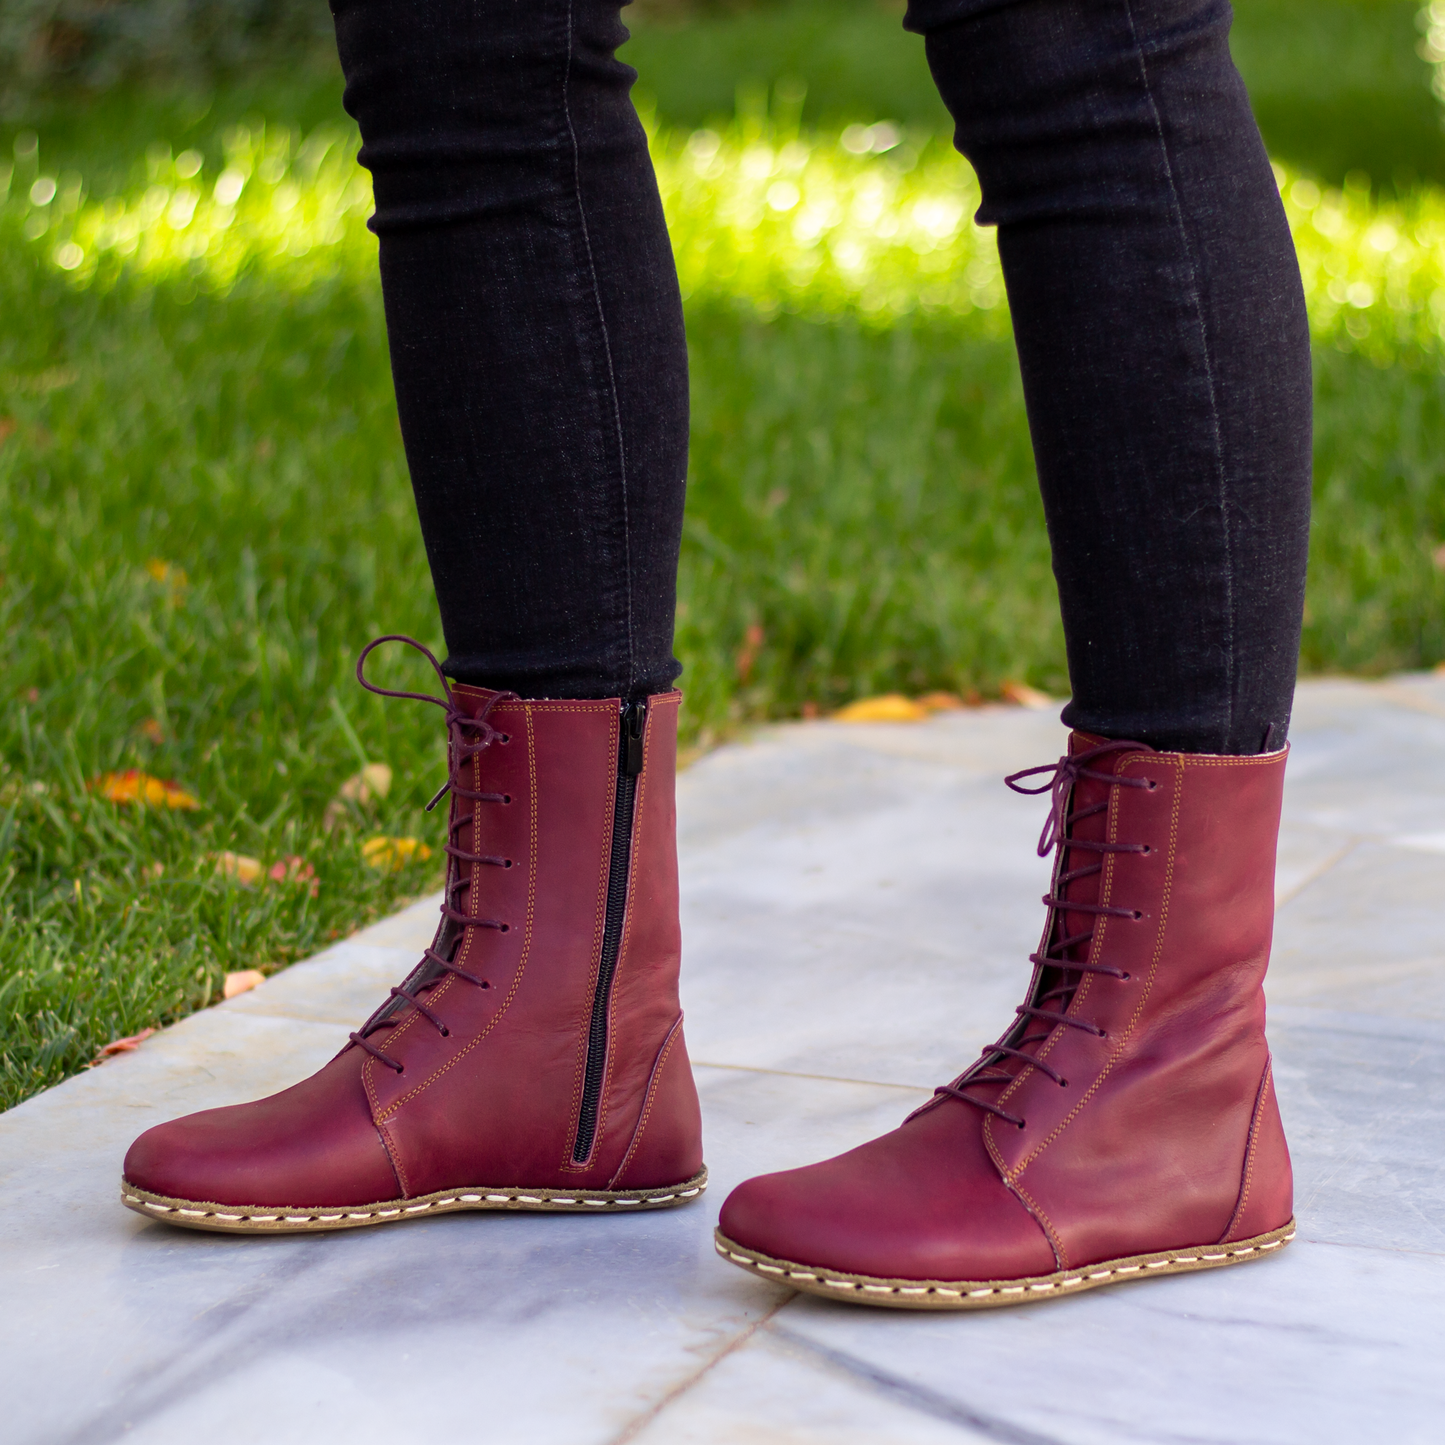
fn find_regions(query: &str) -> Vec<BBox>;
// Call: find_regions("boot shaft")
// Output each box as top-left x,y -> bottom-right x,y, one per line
984,737 -> 1290,1264
121,644 -> 705,1221
361,687 -> 698,1193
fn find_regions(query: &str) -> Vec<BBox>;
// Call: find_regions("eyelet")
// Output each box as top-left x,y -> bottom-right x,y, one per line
1132,910 -> 1143,920
1141,844 -> 1152,854
502,794 -> 512,804
499,734 -> 511,744
1016,1119 -> 1027,1130
480,980 -> 491,990
503,859 -> 513,869
499,923 -> 510,932
1119,972 -> 1131,981
440,1027 -> 450,1038
1146,779 -> 1159,791
1058,1079 -> 1068,1088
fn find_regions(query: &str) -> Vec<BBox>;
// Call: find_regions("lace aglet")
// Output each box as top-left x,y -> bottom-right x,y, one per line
425,779 -> 452,813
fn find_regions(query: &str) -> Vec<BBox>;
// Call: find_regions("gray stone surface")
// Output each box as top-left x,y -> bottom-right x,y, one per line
2,676 -> 1442,1443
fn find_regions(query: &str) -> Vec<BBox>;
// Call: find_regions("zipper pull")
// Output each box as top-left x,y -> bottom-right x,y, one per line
623,700 -> 646,777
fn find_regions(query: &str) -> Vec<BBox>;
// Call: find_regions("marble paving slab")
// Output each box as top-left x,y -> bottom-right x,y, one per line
1,678 -> 1443,1444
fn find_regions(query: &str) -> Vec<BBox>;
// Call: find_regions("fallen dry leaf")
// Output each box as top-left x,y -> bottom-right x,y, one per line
144,558 -> 189,590
916,691 -> 965,713
223,969 -> 266,999
92,770 -> 200,809
212,851 -> 264,886
1000,680 -> 1053,710
324,761 -> 393,831
268,854 -> 319,897
340,762 -> 393,804
736,623 -> 765,684
138,718 -> 166,744
89,1027 -> 155,1066
833,693 -> 929,723
362,834 -> 432,872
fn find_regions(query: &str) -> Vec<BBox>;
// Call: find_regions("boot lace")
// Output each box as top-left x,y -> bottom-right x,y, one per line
344,635 -> 516,1074
931,738 -> 1156,1128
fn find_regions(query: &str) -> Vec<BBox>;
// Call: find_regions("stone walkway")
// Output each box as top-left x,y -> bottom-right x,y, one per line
2,676 -> 1442,1444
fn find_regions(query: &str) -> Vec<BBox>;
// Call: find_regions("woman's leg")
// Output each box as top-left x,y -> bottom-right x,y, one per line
916,0 -> 1312,754
330,0 -> 688,699
121,0 -> 707,1230
717,0 -> 1308,1307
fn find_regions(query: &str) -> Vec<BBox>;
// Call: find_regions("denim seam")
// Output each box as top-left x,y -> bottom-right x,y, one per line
562,0 -> 635,694
1121,0 -> 1235,748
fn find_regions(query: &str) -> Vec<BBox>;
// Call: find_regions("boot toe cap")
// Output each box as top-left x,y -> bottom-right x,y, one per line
123,1056 -> 400,1209
719,1107 -> 1056,1283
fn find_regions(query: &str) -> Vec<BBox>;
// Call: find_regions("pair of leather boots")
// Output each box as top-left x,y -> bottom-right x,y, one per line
122,642 -> 1294,1309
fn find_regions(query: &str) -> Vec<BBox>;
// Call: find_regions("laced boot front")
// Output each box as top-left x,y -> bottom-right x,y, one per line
122,638 -> 705,1232
717,734 -> 1295,1307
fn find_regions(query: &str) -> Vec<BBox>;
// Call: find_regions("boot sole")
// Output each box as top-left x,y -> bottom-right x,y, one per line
713,1216 -> 1295,1309
120,1168 -> 708,1234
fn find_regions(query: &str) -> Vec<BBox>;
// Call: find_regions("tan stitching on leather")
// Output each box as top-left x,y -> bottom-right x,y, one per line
1220,1055 -> 1273,1243
483,699 -> 617,716
1174,748 -> 1287,769
608,1011 -> 684,1189
1011,750 -> 1184,1177
1011,1177 -> 1068,1270
376,1115 -> 412,1195
374,1121 -> 408,1199
377,707 -> 539,1118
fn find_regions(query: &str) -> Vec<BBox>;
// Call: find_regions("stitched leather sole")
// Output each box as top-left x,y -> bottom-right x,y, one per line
714,1216 -> 1295,1309
120,1168 -> 708,1233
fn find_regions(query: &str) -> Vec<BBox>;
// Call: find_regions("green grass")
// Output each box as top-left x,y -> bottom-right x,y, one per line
1230,0 -> 1445,190
9,0 -> 1441,193
0,249 -> 444,1109
623,0 -> 1445,191
2,0 -> 1445,1110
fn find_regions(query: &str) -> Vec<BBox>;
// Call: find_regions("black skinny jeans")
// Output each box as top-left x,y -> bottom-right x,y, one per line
329,0 -> 1312,755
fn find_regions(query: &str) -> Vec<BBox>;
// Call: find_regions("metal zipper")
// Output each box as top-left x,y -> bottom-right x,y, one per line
572,698 -> 647,1164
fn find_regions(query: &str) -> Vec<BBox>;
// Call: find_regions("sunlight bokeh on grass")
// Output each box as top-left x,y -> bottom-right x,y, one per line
12,114 -> 1445,367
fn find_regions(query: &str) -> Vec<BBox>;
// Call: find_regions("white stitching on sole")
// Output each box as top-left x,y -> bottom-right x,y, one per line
124,1175 -> 708,1230
723,1222 -> 1295,1302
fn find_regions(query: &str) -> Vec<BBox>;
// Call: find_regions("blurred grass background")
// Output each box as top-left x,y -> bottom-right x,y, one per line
2,0 -> 1445,1107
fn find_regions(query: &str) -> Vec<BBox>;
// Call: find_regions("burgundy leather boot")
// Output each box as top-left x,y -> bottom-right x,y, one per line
122,638 -> 705,1232
717,735 -> 1294,1307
